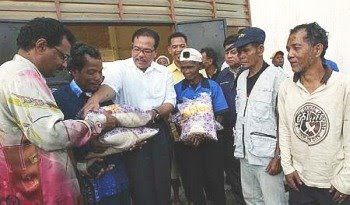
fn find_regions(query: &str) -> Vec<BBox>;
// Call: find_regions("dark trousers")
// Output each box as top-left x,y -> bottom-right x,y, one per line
175,138 -> 226,205
220,128 -> 245,204
95,190 -> 131,205
125,121 -> 172,205
290,183 -> 350,205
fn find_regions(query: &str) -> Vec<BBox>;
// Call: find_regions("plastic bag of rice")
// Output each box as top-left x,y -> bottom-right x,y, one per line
86,127 -> 158,158
177,93 -> 218,142
85,104 -> 152,128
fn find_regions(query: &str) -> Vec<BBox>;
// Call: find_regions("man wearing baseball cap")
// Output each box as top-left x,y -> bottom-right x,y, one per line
233,27 -> 288,204
174,48 -> 228,204
271,50 -> 285,68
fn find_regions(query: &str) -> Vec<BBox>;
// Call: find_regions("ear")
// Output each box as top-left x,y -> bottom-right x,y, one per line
208,58 -> 213,65
167,45 -> 172,54
314,43 -> 324,58
35,38 -> 47,54
70,69 -> 79,78
258,44 -> 265,57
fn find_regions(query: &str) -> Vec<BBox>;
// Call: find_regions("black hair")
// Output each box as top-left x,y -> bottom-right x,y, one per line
17,17 -> 76,51
132,28 -> 160,49
290,22 -> 328,60
200,47 -> 218,68
223,34 -> 238,48
67,42 -> 101,71
167,32 -> 188,45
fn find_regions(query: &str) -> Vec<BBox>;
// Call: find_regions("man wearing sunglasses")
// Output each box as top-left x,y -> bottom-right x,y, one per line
82,28 -> 176,205
0,18 -> 117,204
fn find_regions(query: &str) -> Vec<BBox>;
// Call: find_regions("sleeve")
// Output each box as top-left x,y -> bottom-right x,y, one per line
6,73 -> 92,151
278,80 -> 296,175
331,80 -> 350,195
163,69 -> 177,107
102,61 -> 123,95
211,82 -> 229,113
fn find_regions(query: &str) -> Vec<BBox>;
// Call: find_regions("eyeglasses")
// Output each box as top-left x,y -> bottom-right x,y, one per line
132,46 -> 155,55
54,47 -> 70,61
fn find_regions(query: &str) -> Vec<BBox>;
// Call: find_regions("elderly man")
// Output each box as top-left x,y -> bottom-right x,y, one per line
167,32 -> 207,203
0,18 -> 115,204
174,48 -> 228,205
279,22 -> 350,205
233,27 -> 288,205
271,50 -> 285,68
53,43 -> 130,205
82,28 -> 176,205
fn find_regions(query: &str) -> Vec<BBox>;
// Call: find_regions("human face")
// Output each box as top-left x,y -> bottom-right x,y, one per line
179,61 -> 200,81
286,29 -> 316,73
237,43 -> 263,69
168,37 -> 187,63
272,53 -> 284,67
201,52 -> 212,69
224,44 -> 240,68
71,55 -> 103,93
132,36 -> 157,71
157,58 -> 169,66
42,37 -> 71,77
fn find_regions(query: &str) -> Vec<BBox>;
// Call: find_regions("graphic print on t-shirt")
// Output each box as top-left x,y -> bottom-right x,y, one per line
293,102 -> 330,145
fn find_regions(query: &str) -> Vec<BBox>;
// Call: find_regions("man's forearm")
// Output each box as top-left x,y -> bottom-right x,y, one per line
92,85 -> 116,104
155,103 -> 174,117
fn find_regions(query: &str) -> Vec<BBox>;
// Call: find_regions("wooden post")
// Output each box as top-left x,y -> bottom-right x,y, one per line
54,0 -> 61,20
210,0 -> 217,19
168,0 -> 176,23
118,0 -> 124,20
245,0 -> 252,26
108,26 -> 119,60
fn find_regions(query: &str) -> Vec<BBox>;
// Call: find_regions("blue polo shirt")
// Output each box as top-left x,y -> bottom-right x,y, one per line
216,67 -> 245,128
174,77 -> 228,114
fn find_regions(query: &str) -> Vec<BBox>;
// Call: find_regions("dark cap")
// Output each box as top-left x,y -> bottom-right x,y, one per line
234,27 -> 266,48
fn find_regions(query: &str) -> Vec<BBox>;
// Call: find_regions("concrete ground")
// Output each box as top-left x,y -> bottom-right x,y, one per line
171,183 -> 244,205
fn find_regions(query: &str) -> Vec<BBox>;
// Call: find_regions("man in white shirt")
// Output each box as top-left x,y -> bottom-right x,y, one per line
279,22 -> 350,204
82,28 -> 176,205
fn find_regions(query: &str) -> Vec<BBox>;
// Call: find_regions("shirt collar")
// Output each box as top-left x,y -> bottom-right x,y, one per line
129,58 -> 163,74
14,54 -> 44,79
293,67 -> 333,84
70,80 -> 83,98
181,74 -> 210,90
168,62 -> 181,73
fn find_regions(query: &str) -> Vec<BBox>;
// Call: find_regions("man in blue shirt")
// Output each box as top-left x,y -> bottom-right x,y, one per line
174,48 -> 228,205
215,34 -> 245,204
53,43 -> 130,205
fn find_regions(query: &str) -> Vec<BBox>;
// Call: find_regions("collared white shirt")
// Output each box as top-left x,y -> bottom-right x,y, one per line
103,58 -> 176,110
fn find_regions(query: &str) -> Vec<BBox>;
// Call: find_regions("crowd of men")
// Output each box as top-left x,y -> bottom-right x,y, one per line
0,17 -> 349,205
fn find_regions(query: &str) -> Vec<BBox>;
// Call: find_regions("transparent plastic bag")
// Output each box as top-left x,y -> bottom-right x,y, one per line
175,93 -> 219,143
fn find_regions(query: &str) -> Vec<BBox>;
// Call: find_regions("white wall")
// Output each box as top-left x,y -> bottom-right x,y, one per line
250,0 -> 350,72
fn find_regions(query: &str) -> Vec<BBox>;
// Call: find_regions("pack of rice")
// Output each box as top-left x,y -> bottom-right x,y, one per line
84,104 -> 157,158
101,104 -> 153,127
86,127 -> 158,159
176,93 -> 218,143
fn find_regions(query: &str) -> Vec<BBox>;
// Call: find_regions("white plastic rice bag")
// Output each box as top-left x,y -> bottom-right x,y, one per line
86,127 -> 158,159
84,104 -> 152,128
176,93 -> 218,142
102,104 -> 152,127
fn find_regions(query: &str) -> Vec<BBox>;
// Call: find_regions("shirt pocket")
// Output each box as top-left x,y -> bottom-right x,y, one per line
250,89 -> 273,119
248,132 -> 276,158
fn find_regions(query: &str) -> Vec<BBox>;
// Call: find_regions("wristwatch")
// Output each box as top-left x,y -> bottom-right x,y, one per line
152,108 -> 161,122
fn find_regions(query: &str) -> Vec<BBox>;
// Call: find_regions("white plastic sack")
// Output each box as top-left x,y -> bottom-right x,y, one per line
86,127 -> 158,159
174,93 -> 219,143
